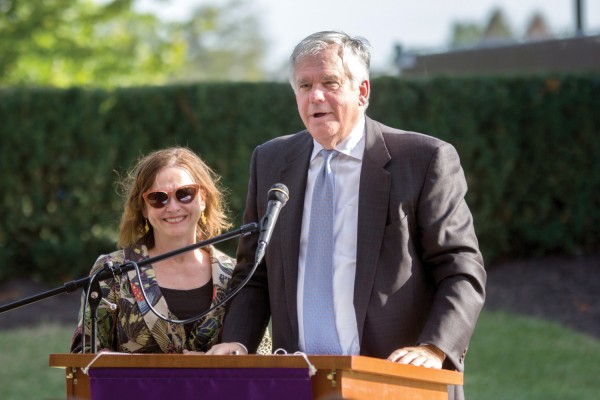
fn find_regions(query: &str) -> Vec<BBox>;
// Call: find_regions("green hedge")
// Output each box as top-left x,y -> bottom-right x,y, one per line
0,75 -> 598,283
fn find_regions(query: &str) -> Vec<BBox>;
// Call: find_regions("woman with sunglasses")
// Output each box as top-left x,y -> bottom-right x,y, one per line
70,147 -> 255,354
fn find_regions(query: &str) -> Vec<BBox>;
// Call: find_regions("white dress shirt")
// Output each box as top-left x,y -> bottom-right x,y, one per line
297,115 -> 365,355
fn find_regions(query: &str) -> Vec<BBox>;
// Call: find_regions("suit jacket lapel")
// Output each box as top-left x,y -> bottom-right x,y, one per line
278,132 -> 313,341
354,117 -> 391,342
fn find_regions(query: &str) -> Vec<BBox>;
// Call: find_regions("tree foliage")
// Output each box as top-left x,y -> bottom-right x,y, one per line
173,0 -> 267,82
449,22 -> 483,48
0,0 -> 266,87
0,0 -> 186,87
449,7 -> 530,48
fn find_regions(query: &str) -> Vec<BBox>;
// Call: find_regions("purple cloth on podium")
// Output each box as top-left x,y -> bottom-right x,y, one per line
89,367 -> 312,399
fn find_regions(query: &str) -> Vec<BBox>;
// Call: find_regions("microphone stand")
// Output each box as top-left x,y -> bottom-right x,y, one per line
0,223 -> 258,352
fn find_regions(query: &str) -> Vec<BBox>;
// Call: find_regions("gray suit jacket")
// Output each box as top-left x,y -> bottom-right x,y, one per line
223,117 -> 486,399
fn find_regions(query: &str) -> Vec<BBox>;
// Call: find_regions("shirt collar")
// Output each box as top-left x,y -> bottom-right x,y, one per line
310,114 -> 366,162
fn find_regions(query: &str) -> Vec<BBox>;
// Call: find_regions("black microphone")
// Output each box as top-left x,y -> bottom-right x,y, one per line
255,183 -> 289,265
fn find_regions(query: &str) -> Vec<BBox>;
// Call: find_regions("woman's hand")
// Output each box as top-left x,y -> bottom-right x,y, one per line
182,349 -> 205,355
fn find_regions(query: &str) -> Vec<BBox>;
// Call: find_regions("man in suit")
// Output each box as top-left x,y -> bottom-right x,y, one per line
208,31 -> 486,399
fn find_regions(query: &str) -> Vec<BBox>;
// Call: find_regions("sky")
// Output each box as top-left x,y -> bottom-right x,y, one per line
135,0 -> 600,72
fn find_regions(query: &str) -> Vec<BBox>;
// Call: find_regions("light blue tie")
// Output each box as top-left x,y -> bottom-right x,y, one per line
303,149 -> 342,354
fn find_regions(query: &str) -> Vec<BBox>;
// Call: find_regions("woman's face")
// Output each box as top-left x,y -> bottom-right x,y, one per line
143,166 -> 205,245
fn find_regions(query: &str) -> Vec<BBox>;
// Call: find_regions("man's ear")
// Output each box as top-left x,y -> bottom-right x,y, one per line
358,79 -> 370,106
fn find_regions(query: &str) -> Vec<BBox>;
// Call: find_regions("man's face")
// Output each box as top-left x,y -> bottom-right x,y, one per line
293,47 -> 369,149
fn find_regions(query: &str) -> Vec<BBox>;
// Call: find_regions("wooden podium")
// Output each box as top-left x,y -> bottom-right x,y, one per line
49,353 -> 462,399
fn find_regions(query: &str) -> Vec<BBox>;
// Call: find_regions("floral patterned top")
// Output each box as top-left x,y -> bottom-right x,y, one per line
70,242 -> 235,354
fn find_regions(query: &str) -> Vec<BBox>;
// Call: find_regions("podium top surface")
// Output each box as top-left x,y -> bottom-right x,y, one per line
49,353 -> 463,386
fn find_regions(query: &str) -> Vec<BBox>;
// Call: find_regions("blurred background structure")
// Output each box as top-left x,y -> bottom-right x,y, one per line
396,0 -> 600,76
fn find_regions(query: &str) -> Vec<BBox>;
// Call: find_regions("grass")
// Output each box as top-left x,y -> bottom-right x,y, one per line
1,310 -> 599,399
466,310 -> 600,399
0,323 -> 73,400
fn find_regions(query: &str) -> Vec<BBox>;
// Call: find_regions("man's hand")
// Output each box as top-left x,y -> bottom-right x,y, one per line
203,342 -> 248,355
387,344 -> 445,369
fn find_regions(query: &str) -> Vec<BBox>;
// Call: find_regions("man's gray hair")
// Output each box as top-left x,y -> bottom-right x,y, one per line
289,31 -> 371,93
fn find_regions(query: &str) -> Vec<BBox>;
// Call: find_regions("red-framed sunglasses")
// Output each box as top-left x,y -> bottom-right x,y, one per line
142,184 -> 201,209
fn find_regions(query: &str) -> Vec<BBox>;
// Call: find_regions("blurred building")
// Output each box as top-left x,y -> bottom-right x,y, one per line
396,34 -> 600,77
396,0 -> 600,76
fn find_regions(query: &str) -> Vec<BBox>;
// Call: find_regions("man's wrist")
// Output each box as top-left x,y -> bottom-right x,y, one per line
233,342 -> 248,354
419,343 -> 446,361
